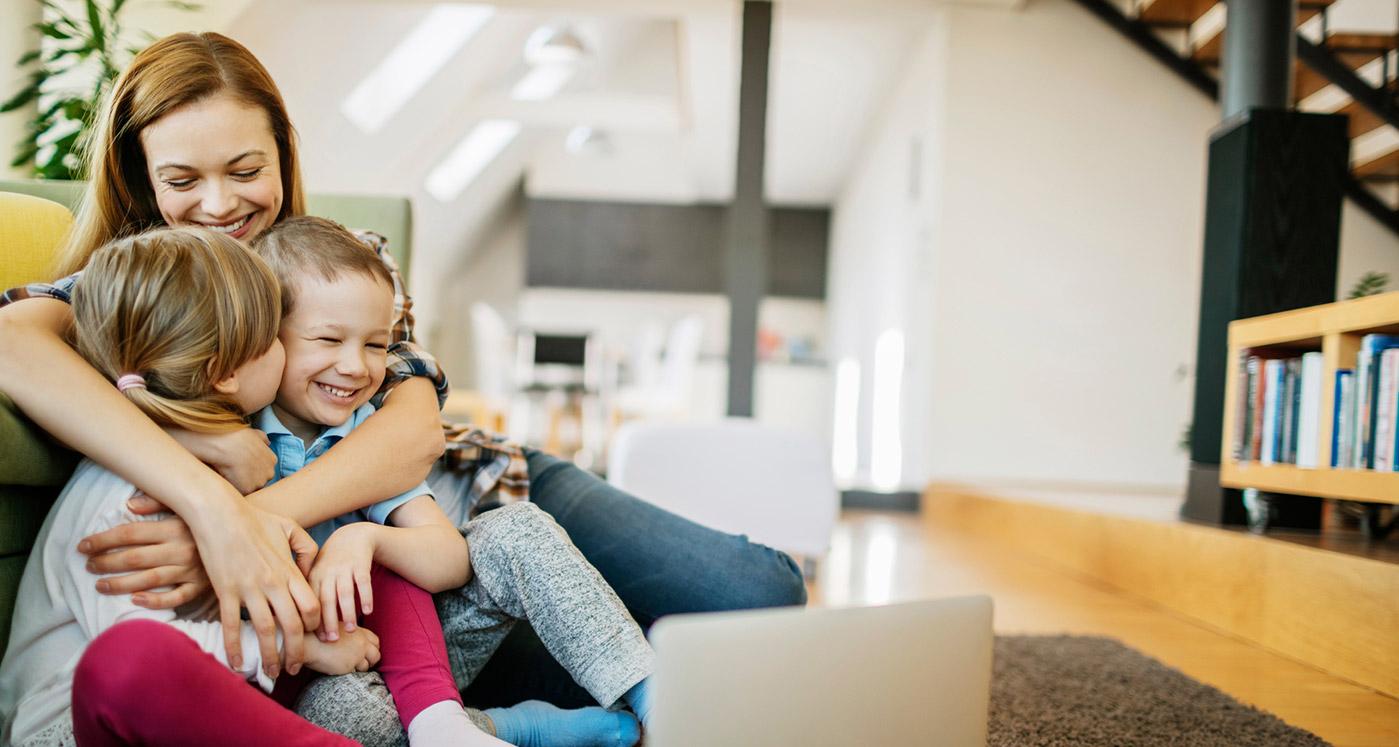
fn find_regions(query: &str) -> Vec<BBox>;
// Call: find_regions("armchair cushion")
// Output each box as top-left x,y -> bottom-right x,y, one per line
0,191 -> 72,291
0,191 -> 79,659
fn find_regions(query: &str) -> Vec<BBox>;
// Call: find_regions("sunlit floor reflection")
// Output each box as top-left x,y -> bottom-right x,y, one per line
810,510 -> 925,608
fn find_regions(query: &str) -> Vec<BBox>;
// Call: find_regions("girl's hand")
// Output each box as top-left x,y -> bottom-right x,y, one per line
80,493 -> 211,609
165,426 -> 276,495
308,524 -> 377,641
194,501 -> 321,678
304,626 -> 381,675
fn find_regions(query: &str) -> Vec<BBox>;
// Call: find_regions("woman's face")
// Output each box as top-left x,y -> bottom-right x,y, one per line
140,93 -> 282,242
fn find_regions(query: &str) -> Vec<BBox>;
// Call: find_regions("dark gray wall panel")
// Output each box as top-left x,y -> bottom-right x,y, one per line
525,198 -> 829,299
770,207 -> 829,298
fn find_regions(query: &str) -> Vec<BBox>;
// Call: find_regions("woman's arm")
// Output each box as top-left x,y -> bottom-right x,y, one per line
164,426 -> 276,495
245,377 -> 444,527
0,299 -> 320,676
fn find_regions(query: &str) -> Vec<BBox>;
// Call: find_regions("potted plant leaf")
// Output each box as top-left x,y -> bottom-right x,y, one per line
2,0 -> 197,179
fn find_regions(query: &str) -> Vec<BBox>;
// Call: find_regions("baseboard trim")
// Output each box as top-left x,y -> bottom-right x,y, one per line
841,489 -> 920,512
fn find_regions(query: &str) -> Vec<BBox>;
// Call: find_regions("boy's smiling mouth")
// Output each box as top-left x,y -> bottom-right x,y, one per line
315,382 -> 360,401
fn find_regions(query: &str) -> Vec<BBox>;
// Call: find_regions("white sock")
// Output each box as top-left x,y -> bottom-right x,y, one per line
406,700 -> 511,747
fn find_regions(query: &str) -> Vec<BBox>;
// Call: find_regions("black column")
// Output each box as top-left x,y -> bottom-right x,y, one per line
724,1 -> 773,417
1182,0 -> 1347,526
1182,112 -> 1349,525
1219,0 -> 1295,118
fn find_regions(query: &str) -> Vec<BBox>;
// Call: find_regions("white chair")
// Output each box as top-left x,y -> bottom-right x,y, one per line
612,315 -> 705,422
607,418 -> 837,565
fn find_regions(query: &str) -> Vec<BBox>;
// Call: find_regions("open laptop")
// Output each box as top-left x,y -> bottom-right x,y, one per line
646,595 -> 994,746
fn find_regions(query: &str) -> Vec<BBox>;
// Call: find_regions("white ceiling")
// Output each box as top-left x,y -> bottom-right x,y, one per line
233,0 -> 960,208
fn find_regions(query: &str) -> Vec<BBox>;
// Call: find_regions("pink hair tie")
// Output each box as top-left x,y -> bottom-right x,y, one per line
116,373 -> 147,392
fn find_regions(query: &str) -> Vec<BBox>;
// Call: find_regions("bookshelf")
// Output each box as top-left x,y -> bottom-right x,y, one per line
1220,291 -> 1399,506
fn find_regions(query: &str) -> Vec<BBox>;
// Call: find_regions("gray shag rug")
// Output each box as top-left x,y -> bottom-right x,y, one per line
990,636 -> 1330,746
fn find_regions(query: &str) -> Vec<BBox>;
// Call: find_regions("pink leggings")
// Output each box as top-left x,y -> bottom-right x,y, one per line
71,566 -> 460,746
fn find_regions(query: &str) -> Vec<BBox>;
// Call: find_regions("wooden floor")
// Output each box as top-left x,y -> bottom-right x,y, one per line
807,509 -> 1399,747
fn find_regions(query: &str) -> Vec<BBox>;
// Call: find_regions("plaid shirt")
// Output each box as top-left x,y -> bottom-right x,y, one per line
1,230 -> 530,516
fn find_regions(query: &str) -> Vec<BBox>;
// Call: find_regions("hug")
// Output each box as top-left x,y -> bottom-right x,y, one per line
0,32 -> 804,747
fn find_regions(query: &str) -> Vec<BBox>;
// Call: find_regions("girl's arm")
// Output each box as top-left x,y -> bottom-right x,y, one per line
0,298 -> 320,676
310,495 -> 470,636
245,377 -> 445,527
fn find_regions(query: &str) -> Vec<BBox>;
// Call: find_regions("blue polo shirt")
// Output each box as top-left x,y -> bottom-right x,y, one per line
254,404 -> 431,547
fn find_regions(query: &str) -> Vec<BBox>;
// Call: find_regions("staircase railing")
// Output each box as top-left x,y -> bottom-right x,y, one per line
1072,0 -> 1399,237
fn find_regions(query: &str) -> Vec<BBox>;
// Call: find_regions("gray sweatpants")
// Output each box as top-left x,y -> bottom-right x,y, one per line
294,502 -> 654,746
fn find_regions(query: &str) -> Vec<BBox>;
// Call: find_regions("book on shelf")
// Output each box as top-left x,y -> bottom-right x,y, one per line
1260,359 -> 1284,465
1233,348 -> 1318,467
1333,369 -> 1355,468
1296,353 -> 1323,469
1284,358 -> 1302,464
1353,334 -> 1399,470
1377,349 -> 1399,471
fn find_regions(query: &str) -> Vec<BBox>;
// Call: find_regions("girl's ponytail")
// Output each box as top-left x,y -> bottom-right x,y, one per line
116,381 -> 247,433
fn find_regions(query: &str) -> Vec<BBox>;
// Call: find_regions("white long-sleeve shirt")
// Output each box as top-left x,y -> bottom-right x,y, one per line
0,459 -> 274,747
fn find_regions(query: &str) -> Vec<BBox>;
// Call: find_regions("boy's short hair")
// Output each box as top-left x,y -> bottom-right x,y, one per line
250,216 -> 394,316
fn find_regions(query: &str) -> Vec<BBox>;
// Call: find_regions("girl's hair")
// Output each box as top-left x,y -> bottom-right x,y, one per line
72,227 -> 282,433
55,32 -> 305,278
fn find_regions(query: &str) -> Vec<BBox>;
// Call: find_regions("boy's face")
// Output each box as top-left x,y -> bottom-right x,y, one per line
273,271 -> 393,432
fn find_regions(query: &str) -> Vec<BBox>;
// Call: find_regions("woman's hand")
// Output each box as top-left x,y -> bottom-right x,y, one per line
191,500 -> 321,678
307,523 -> 378,641
165,426 -> 276,495
79,494 -> 211,609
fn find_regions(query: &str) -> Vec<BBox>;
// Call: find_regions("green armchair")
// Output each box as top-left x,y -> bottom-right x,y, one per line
0,179 -> 413,659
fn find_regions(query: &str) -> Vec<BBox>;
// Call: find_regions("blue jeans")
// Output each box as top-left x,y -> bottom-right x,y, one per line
459,449 -> 807,707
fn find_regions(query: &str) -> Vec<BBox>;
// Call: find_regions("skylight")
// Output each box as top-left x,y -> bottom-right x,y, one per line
425,119 -> 522,202
342,4 -> 495,134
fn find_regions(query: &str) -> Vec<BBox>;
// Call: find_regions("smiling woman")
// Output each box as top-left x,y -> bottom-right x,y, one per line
141,95 -> 283,242
53,33 -> 304,277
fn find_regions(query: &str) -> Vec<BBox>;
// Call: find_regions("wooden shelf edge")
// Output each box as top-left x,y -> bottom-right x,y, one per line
1229,291 -> 1399,347
1221,462 -> 1399,505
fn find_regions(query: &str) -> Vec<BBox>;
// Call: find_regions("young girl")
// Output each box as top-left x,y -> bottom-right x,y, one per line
0,228 -> 488,747
0,227 -> 356,746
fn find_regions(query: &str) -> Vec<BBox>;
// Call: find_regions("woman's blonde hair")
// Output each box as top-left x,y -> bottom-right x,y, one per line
56,32 -> 305,278
72,227 -> 282,433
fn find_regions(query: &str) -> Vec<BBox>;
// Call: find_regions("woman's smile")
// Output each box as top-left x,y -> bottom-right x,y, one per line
140,93 -> 282,243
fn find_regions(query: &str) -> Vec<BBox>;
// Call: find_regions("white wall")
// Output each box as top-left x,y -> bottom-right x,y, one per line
832,0 -> 1399,493
430,191 -> 529,389
0,0 -> 38,179
1338,202 -> 1399,298
827,20 -> 948,489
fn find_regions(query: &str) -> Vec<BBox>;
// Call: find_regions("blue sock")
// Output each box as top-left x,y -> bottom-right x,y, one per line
483,700 -> 640,747
623,678 -> 652,727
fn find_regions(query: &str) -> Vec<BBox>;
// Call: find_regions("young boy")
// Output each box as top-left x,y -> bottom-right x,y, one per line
251,217 -> 654,747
